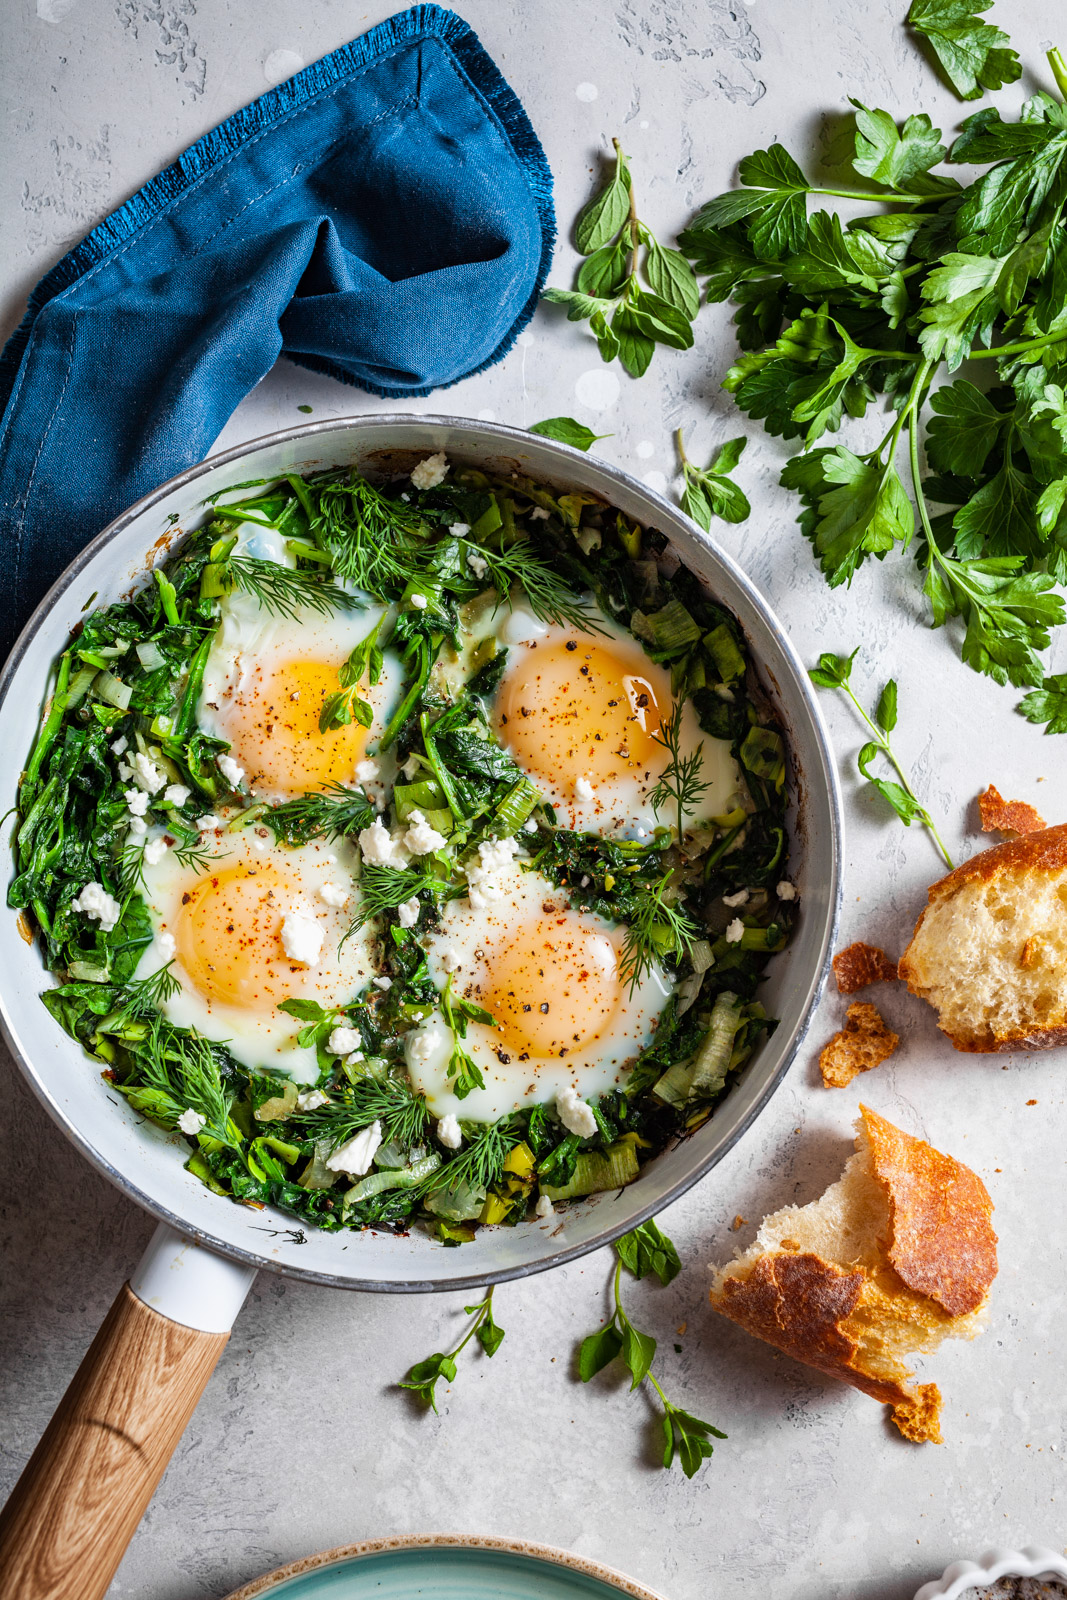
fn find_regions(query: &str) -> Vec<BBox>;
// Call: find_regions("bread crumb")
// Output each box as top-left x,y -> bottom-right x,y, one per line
820,1002 -> 900,1088
1020,933 -> 1049,969
832,941 -> 899,994
731,1214 -> 747,1231
676,1321 -> 687,1337
978,783 -> 1046,836
1026,1098 -> 1038,1106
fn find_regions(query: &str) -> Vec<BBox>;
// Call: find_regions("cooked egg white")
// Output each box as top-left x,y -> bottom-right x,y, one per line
491,610 -> 742,839
406,857 -> 667,1120
197,525 -> 403,802
137,824 -> 373,1081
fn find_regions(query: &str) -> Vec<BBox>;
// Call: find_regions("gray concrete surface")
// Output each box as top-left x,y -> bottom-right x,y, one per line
2,2 -> 1065,1596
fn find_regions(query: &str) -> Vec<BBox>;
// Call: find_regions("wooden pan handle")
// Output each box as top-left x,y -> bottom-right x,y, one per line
0,1225 -> 255,1600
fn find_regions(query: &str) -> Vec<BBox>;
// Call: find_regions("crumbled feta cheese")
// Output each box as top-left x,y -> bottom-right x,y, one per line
535,1193 -> 555,1219
357,815 -> 411,868
721,888 -> 749,908
776,880 -> 797,901
116,760 -> 132,782
158,931 -> 176,959
195,814 -> 222,832
143,836 -> 169,866
355,758 -> 380,785
714,684 -> 736,703
373,975 -> 392,991
449,521 -> 471,537
217,754 -> 245,789
725,918 -> 745,944
556,1083 -> 597,1139
403,809 -> 447,856
410,451 -> 448,490
344,1051 -> 365,1069
523,817 -> 538,833
580,875 -> 590,888
318,881 -> 350,908
162,783 -> 190,808
438,943 -> 463,973
464,834 -> 520,910
71,882 -> 122,932
401,753 -> 421,780
575,775 -> 596,803
110,735 -> 128,756
436,1113 -> 463,1150
466,550 -> 488,579
128,752 -> 166,794
397,895 -> 421,929
296,1089 -> 329,1112
280,911 -> 324,966
327,1026 -> 362,1056
529,505 -> 550,520
410,591 -> 429,611
400,492 -> 410,502
125,787 -> 150,817
326,1120 -> 383,1176
127,814 -> 148,839
177,1108 -> 206,1136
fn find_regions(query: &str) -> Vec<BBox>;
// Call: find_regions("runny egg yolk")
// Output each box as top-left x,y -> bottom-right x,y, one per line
494,636 -> 671,790
214,656 -> 371,796
176,860 -> 315,1009
467,910 -> 624,1059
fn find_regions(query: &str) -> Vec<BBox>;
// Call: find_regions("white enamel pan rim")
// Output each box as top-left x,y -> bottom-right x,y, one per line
0,413 -> 844,1292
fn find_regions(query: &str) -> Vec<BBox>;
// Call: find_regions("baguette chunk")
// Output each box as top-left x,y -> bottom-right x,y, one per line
709,1106 -> 997,1443
899,823 -> 1067,1052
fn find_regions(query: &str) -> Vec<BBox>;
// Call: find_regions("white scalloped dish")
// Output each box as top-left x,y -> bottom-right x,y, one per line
915,1548 -> 1067,1600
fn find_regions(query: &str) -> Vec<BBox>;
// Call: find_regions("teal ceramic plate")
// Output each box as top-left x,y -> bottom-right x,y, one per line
225,1535 -> 666,1600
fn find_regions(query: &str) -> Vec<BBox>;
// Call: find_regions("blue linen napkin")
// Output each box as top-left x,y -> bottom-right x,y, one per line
0,4 -> 554,655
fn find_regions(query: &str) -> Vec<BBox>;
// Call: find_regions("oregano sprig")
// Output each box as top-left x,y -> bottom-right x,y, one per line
810,650 -> 954,868
579,1221 -> 725,1478
543,139 -> 700,378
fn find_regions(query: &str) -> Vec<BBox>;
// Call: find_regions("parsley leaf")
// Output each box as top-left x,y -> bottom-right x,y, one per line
906,0 -> 1021,101
1019,671 -> 1067,733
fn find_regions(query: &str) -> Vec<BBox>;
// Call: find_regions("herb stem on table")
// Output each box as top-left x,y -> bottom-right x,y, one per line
398,1287 -> 504,1411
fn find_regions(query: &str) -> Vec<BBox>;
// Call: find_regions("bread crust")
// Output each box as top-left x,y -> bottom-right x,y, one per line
819,1003 -> 899,1088
861,1104 -> 997,1316
977,783 -> 1046,836
709,1107 -> 997,1445
832,941 -> 899,994
899,824 -> 1067,1052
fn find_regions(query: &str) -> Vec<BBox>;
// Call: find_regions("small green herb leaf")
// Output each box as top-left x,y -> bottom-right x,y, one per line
1018,672 -> 1067,733
906,0 -> 1021,101
530,418 -> 611,451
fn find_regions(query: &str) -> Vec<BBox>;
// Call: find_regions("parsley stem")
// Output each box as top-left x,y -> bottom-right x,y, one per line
807,186 -> 931,206
840,679 -> 954,870
448,1288 -> 494,1360
967,331 -> 1067,361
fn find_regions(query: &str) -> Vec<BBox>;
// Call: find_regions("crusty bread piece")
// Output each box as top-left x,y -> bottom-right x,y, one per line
832,940 -> 899,994
708,1105 -> 997,1443
977,783 -> 1045,836
820,1002 -> 899,1088
898,823 -> 1067,1052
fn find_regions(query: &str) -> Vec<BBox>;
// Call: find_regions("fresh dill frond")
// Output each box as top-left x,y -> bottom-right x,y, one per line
136,1018 -> 238,1146
267,782 -> 374,847
118,961 -> 181,1020
422,1116 -> 522,1196
476,539 -> 608,635
172,841 -> 217,874
228,554 -> 355,621
311,477 -> 428,594
118,842 -> 146,897
650,703 -> 709,841
353,864 -> 428,928
619,869 -> 698,997
297,1075 -> 432,1151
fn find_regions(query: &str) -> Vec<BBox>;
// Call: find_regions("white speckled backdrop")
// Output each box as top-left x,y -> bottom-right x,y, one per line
2,3 -> 1065,1597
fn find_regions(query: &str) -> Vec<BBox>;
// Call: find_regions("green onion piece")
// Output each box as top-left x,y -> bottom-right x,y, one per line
736,924 -> 785,953
65,665 -> 99,710
690,938 -> 715,974
740,726 -> 785,786
470,498 -> 503,541
344,1151 -> 441,1205
424,1176 -> 487,1222
393,780 -> 444,821
540,1139 -> 639,1201
135,639 -> 166,672
616,512 -> 641,558
631,600 -> 702,656
704,623 -> 746,683
650,1059 -> 693,1110
493,776 -> 540,836
93,670 -> 132,710
298,1139 -> 339,1191
67,959 -> 110,983
185,1152 -> 230,1196
254,1079 -> 299,1122
688,991 -> 745,1098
